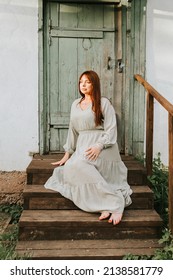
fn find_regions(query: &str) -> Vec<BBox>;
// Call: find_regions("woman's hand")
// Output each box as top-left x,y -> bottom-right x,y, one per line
51,152 -> 70,166
85,144 -> 102,161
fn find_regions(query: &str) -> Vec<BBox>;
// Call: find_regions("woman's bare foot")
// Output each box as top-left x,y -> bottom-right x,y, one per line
108,212 -> 122,225
99,211 -> 110,220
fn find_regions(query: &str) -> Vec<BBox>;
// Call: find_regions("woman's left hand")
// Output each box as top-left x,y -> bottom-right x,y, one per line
85,146 -> 102,161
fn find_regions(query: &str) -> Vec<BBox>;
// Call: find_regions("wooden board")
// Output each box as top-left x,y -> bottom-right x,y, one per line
18,209 -> 162,241
26,155 -> 147,185
23,184 -> 153,210
16,238 -> 163,260
19,209 -> 163,226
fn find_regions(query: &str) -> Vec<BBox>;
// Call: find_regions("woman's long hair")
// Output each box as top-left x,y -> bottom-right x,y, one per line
79,70 -> 103,126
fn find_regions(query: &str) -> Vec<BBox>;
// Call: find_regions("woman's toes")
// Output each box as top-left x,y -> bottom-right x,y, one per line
108,213 -> 122,225
99,211 -> 110,220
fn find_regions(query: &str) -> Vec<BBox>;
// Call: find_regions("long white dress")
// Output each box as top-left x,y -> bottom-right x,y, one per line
44,97 -> 132,214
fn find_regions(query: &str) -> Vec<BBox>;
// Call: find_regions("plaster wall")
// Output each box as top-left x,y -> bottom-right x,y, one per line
0,0 -> 39,170
146,0 -> 173,165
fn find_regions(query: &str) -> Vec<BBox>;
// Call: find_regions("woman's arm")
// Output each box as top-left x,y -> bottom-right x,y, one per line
97,98 -> 117,148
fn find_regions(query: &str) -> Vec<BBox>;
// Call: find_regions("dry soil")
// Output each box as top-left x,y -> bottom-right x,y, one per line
0,171 -> 26,205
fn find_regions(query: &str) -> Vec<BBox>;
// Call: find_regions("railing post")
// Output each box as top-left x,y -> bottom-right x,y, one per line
168,113 -> 173,233
146,91 -> 154,176
135,74 -> 173,233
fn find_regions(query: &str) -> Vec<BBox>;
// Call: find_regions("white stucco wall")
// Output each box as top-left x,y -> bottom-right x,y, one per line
0,0 -> 39,171
146,0 -> 173,165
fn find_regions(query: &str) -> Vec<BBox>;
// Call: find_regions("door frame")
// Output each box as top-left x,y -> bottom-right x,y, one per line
38,0 -> 147,156
38,0 -> 45,154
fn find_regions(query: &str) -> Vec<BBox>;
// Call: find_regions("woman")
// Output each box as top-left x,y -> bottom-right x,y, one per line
44,70 -> 132,225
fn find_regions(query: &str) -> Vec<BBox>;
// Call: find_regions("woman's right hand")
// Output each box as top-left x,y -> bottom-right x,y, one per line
51,152 -> 70,166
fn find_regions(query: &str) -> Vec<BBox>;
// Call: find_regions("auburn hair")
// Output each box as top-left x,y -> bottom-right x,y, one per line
78,70 -> 103,126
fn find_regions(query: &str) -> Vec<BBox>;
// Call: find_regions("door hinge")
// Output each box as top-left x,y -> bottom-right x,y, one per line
48,36 -> 52,46
47,123 -> 51,139
48,19 -> 52,32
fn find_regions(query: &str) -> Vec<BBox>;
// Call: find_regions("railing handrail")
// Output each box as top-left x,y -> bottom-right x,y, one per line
134,74 -> 173,234
135,74 -> 173,116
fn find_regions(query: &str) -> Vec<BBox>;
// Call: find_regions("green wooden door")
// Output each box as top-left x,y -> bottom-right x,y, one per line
45,2 -> 118,152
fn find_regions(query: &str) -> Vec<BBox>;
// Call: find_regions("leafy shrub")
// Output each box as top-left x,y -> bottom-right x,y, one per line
0,203 -> 23,224
152,228 -> 173,260
135,152 -> 168,225
123,228 -> 173,260
147,153 -> 168,226
124,153 -> 171,260
0,203 -> 26,259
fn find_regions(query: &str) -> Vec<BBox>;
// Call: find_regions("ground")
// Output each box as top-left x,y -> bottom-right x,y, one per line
0,171 -> 26,205
0,171 -> 26,236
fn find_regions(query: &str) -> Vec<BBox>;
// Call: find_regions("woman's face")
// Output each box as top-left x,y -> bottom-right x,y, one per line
79,75 -> 93,96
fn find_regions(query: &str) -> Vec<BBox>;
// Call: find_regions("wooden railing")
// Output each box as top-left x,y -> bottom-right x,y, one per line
134,74 -> 173,233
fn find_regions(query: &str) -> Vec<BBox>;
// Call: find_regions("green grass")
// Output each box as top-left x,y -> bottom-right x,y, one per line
0,203 -> 29,260
0,225 -> 21,260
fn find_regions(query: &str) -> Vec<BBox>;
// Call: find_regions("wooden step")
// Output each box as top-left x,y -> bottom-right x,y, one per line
17,154 -> 163,260
23,185 -> 154,210
18,209 -> 162,241
15,238 -> 163,260
26,155 -> 147,185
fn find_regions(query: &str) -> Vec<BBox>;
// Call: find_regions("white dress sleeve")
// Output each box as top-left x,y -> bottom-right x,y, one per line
63,122 -> 78,154
97,98 -> 117,149
63,102 -> 79,154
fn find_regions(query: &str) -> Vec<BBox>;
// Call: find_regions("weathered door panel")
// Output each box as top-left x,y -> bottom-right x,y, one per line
47,2 -> 117,152
40,0 -> 147,156
49,37 -> 78,151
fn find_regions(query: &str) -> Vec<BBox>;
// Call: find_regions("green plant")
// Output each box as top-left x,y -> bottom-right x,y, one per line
0,203 -> 29,259
0,224 -> 30,260
0,203 -> 23,224
0,225 -> 24,260
135,152 -> 168,225
123,228 -> 173,260
123,153 -> 171,260
152,228 -> 173,260
147,152 -> 168,226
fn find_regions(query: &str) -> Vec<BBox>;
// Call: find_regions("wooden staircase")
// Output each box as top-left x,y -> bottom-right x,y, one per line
15,154 -> 163,259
